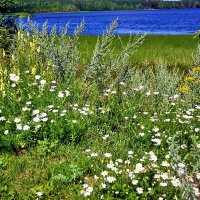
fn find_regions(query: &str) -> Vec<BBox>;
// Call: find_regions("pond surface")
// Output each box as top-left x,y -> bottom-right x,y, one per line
20,9 -> 200,35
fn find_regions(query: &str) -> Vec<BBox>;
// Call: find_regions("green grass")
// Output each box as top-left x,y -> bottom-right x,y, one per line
0,145 -> 88,199
79,35 -> 197,69
13,12 -> 31,17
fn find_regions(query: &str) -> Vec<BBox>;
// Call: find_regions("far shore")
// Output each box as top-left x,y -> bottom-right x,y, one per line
10,8 -> 200,17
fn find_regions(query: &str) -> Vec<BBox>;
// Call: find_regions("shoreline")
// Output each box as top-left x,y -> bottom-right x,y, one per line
12,8 -> 199,16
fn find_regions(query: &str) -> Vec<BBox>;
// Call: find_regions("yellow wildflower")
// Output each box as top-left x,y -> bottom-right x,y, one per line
30,41 -> 35,49
31,65 -> 37,75
2,49 -> 6,57
177,85 -> 191,93
192,67 -> 200,73
37,46 -> 41,53
184,76 -> 195,82
17,31 -> 23,39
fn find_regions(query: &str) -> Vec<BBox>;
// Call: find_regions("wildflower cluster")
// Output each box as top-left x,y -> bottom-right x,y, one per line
0,20 -> 199,199
80,101 -> 200,199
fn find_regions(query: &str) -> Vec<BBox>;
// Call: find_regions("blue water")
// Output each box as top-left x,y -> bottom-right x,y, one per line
21,9 -> 200,35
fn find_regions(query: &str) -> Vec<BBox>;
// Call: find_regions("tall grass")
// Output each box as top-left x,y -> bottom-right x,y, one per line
79,35 -> 197,70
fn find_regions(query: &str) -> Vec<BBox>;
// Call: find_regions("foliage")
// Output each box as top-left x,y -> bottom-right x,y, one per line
10,0 -> 200,13
79,35 -> 196,70
85,19 -> 147,94
0,20 -> 200,199
0,0 -> 15,13
0,28 -> 13,52
0,16 -> 17,54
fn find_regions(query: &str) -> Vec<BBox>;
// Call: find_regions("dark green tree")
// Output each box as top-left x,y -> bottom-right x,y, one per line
6,0 -> 200,13
0,0 -> 15,13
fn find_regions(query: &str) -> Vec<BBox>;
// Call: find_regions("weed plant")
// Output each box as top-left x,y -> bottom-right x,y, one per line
0,20 -> 199,199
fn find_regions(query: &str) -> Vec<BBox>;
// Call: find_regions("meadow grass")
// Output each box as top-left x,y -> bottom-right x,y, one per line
79,35 -> 197,69
0,21 -> 200,199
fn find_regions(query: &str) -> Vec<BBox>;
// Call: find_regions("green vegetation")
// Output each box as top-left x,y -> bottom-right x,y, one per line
0,20 -> 200,199
13,12 -> 31,18
79,35 -> 197,70
0,0 -> 15,13
1,0 -> 199,14
0,16 -> 17,58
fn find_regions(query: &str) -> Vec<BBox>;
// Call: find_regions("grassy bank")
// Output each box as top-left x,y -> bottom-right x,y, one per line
79,35 -> 197,69
0,21 -> 200,199
13,12 -> 31,18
